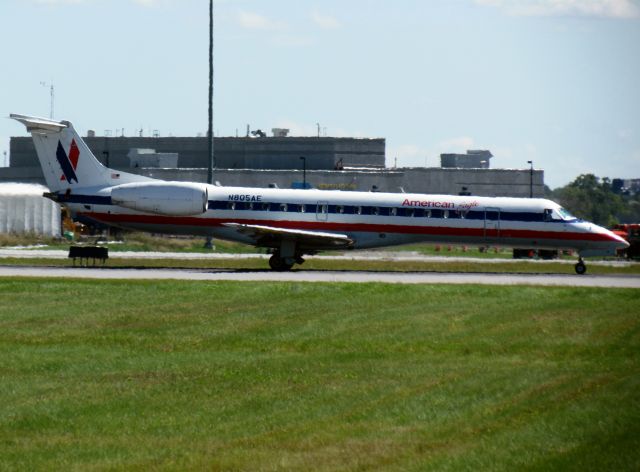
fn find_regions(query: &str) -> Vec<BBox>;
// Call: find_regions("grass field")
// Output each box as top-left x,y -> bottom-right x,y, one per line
1,279 -> 639,470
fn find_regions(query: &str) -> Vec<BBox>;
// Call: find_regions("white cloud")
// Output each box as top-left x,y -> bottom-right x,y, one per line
437,136 -> 477,153
387,144 -> 430,168
311,10 -> 342,29
237,10 -> 286,31
388,137 -> 481,168
474,0 -> 640,19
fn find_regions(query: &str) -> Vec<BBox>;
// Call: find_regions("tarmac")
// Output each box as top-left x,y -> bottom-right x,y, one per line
0,248 -> 638,288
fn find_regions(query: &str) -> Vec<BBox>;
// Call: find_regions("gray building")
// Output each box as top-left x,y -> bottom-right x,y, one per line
441,150 -> 493,169
1,135 -> 544,198
8,135 -> 385,172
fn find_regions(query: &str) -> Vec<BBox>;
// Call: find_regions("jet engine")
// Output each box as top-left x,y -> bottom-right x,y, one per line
110,182 -> 208,216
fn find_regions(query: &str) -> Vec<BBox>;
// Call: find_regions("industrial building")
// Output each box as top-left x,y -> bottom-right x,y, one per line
1,132 -> 544,198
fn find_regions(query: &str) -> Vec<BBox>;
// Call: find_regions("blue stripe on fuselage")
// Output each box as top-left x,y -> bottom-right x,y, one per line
66,195 -> 568,225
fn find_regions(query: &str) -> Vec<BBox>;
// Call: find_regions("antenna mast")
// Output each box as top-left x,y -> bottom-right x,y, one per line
40,81 -> 54,119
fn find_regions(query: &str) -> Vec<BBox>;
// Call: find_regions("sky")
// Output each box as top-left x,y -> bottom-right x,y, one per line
1,0 -> 639,188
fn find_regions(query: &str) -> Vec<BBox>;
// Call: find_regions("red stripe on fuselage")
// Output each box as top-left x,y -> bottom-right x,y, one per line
81,211 -> 616,244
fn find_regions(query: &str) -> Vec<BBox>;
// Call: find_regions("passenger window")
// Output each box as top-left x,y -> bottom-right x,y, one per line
390,207 -> 397,216
443,210 -> 449,219
373,207 -> 379,216
280,203 -> 287,212
356,206 -> 362,215
337,205 -> 345,214
262,202 -> 270,211
228,202 -> 235,210
425,210 -> 431,218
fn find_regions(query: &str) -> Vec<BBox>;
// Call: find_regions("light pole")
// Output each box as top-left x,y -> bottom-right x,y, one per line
527,160 -> 533,198
300,156 -> 307,189
204,0 -> 215,250
207,0 -> 215,185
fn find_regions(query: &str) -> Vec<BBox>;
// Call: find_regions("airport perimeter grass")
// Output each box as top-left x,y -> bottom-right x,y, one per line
1,280 -> 639,471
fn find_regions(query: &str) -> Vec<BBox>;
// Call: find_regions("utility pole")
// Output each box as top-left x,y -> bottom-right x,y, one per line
527,160 -> 533,198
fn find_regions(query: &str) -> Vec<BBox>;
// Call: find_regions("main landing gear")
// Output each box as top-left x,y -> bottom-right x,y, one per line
268,250 -> 305,271
574,258 -> 587,275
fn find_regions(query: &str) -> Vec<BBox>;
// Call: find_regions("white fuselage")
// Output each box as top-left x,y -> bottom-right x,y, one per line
63,185 -> 626,256
11,113 -> 628,271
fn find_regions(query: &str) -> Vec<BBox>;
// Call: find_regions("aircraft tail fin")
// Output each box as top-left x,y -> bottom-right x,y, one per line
10,114 -> 148,192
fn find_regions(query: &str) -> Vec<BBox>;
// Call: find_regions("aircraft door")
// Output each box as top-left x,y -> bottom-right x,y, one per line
316,201 -> 329,221
484,207 -> 501,240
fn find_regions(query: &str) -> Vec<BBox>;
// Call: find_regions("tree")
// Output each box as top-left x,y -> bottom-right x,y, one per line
550,174 -> 626,227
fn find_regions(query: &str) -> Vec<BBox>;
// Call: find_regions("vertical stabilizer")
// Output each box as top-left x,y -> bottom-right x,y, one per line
10,114 -> 150,192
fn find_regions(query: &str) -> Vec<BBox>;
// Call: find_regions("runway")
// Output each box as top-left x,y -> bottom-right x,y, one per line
0,265 -> 638,288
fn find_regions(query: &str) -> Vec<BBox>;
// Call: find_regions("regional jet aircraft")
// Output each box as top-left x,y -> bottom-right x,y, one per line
11,114 -> 628,273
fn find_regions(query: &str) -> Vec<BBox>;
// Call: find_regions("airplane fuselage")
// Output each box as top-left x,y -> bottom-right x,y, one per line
11,113 -> 628,273
61,185 -> 621,256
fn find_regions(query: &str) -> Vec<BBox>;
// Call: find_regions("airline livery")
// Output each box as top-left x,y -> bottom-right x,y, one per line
11,114 -> 628,273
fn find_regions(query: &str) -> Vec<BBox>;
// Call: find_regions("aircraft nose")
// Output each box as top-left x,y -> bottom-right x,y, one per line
609,231 -> 630,250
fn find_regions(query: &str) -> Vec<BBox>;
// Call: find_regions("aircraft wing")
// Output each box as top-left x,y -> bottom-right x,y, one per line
222,223 -> 353,250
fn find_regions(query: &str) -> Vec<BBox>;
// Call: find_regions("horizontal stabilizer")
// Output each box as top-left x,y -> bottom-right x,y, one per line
10,114 -> 68,132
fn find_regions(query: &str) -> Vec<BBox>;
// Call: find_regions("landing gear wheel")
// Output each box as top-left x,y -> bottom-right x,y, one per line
269,254 -> 294,271
575,260 -> 587,275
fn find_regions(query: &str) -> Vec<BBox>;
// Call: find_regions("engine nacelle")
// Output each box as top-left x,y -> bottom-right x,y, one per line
110,182 -> 208,216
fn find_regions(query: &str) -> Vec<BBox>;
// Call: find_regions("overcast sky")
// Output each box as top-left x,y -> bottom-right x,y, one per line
1,0 -> 639,188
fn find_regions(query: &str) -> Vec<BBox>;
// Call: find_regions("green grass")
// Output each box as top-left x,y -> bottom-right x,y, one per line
1,232 -> 261,254
0,280 -> 639,470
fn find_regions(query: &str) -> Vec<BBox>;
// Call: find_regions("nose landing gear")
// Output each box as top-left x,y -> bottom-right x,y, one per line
574,258 -> 587,275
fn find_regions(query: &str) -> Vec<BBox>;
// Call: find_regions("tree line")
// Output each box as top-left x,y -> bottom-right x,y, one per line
546,174 -> 640,227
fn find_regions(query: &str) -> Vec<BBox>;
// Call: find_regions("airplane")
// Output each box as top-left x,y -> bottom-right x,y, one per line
10,113 -> 629,274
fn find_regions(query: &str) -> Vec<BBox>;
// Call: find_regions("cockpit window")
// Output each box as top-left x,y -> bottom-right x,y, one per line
544,207 -> 577,222
557,207 -> 577,221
